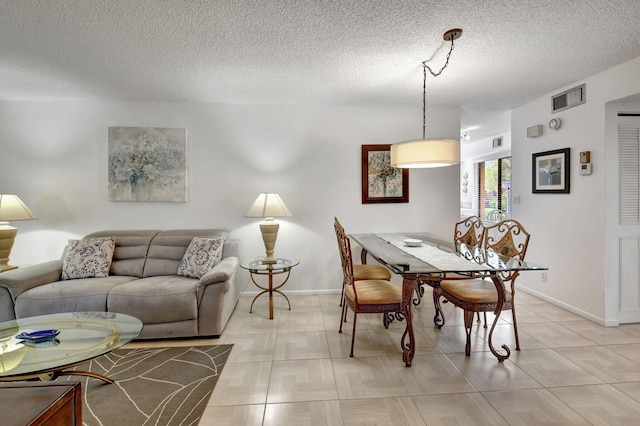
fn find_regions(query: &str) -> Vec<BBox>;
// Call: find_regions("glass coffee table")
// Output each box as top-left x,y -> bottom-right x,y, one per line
0,312 -> 142,383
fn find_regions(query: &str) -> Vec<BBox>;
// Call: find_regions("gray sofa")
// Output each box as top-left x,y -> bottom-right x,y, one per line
0,229 -> 242,339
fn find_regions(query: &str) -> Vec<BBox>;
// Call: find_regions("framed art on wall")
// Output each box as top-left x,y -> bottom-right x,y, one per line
361,144 -> 409,204
532,147 -> 570,194
108,127 -> 188,202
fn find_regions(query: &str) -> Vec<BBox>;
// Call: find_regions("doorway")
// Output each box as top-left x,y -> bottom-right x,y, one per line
617,114 -> 640,323
477,156 -> 512,218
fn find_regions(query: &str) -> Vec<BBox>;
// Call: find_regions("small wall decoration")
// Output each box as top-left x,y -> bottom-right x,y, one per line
361,144 -> 409,204
108,127 -> 187,202
532,147 -> 570,194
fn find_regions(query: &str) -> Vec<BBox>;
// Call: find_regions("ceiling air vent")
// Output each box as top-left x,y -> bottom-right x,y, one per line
552,84 -> 586,113
492,137 -> 503,148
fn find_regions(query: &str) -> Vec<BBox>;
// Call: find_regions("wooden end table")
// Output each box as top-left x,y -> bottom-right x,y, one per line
1,381 -> 82,425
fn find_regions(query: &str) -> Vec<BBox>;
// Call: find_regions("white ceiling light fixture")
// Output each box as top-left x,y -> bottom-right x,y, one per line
391,28 -> 463,169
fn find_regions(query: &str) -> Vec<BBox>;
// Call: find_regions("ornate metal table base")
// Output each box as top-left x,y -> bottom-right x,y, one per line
248,270 -> 292,320
484,275 -> 510,362
401,274 -> 512,366
382,312 -> 405,329
357,241 -> 520,366
1,362 -> 116,384
412,279 -> 446,329
400,277 -> 417,367
433,274 -> 511,363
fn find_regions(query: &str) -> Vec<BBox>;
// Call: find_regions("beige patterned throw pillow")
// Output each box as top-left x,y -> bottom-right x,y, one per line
177,237 -> 224,279
61,237 -> 116,280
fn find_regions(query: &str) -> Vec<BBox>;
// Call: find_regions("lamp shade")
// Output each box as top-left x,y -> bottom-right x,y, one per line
0,194 -> 36,221
245,193 -> 292,218
390,138 -> 460,168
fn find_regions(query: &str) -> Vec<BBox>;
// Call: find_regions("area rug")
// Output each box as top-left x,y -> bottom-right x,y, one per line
59,345 -> 233,426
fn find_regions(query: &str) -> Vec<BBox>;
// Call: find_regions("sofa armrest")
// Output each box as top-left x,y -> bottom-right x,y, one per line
0,260 -> 63,300
221,239 -> 241,260
199,257 -> 239,286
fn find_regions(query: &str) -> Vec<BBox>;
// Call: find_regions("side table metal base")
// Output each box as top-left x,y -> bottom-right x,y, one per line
249,288 -> 291,320
242,258 -> 298,320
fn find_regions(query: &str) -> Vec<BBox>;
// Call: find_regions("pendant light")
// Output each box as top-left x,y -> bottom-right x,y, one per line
391,28 -> 463,168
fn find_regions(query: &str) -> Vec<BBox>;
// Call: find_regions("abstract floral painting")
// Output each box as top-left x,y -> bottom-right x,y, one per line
108,127 -> 187,202
361,144 -> 409,203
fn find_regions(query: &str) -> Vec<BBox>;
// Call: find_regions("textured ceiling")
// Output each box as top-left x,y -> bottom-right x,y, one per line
1,1 -> 640,120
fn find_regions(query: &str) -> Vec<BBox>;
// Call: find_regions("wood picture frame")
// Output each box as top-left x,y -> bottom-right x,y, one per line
361,144 -> 409,204
532,147 -> 570,194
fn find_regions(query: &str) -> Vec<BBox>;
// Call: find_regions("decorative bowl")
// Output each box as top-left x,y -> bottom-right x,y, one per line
404,238 -> 423,247
16,329 -> 60,343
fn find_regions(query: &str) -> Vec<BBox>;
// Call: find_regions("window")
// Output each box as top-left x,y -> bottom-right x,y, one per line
477,156 -> 511,218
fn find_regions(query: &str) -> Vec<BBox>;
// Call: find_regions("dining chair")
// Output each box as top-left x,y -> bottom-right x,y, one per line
453,215 -> 489,325
334,218 -> 392,306
435,219 -> 530,356
334,217 -> 402,357
422,216 -> 485,327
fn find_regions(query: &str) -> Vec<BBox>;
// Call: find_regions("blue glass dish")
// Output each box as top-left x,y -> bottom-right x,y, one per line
16,329 -> 60,343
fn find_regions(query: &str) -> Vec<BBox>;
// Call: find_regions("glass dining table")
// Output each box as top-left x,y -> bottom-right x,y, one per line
349,232 -> 546,367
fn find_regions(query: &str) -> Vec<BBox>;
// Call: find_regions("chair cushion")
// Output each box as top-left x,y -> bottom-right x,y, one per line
440,278 -> 513,304
346,280 -> 401,305
61,237 -> 115,280
353,264 -> 392,281
177,237 -> 224,279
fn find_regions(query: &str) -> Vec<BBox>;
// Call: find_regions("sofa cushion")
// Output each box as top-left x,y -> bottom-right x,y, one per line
178,237 -> 224,279
15,276 -> 138,318
107,276 -> 199,324
84,230 -> 160,277
61,237 -> 115,280
143,229 -> 228,277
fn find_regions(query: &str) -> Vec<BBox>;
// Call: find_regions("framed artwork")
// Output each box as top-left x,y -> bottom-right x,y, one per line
361,144 -> 409,204
532,147 -> 570,194
108,127 -> 188,202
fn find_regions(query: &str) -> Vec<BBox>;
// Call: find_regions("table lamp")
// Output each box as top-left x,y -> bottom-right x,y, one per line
245,193 -> 292,264
0,194 -> 37,272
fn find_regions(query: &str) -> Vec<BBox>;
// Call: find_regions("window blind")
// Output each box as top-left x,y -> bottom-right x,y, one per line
620,125 -> 640,224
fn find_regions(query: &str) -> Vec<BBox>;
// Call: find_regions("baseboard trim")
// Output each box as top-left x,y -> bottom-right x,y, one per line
516,285 -> 614,326
240,286 -> 619,326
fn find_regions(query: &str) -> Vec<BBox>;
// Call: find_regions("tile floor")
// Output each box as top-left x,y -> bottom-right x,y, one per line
131,291 -> 640,425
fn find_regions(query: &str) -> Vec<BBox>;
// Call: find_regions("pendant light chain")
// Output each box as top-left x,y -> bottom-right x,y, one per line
423,35 -> 457,77
420,35 -> 457,140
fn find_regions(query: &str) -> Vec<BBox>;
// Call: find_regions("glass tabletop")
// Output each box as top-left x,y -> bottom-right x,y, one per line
350,233 -> 546,275
0,312 -> 142,379
240,258 -> 300,272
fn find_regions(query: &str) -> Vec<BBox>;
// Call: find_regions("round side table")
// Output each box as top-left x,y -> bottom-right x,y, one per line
240,258 -> 300,319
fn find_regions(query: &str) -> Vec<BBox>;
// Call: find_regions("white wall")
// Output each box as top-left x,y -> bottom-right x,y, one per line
0,100 -> 461,294
511,55 -> 640,324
